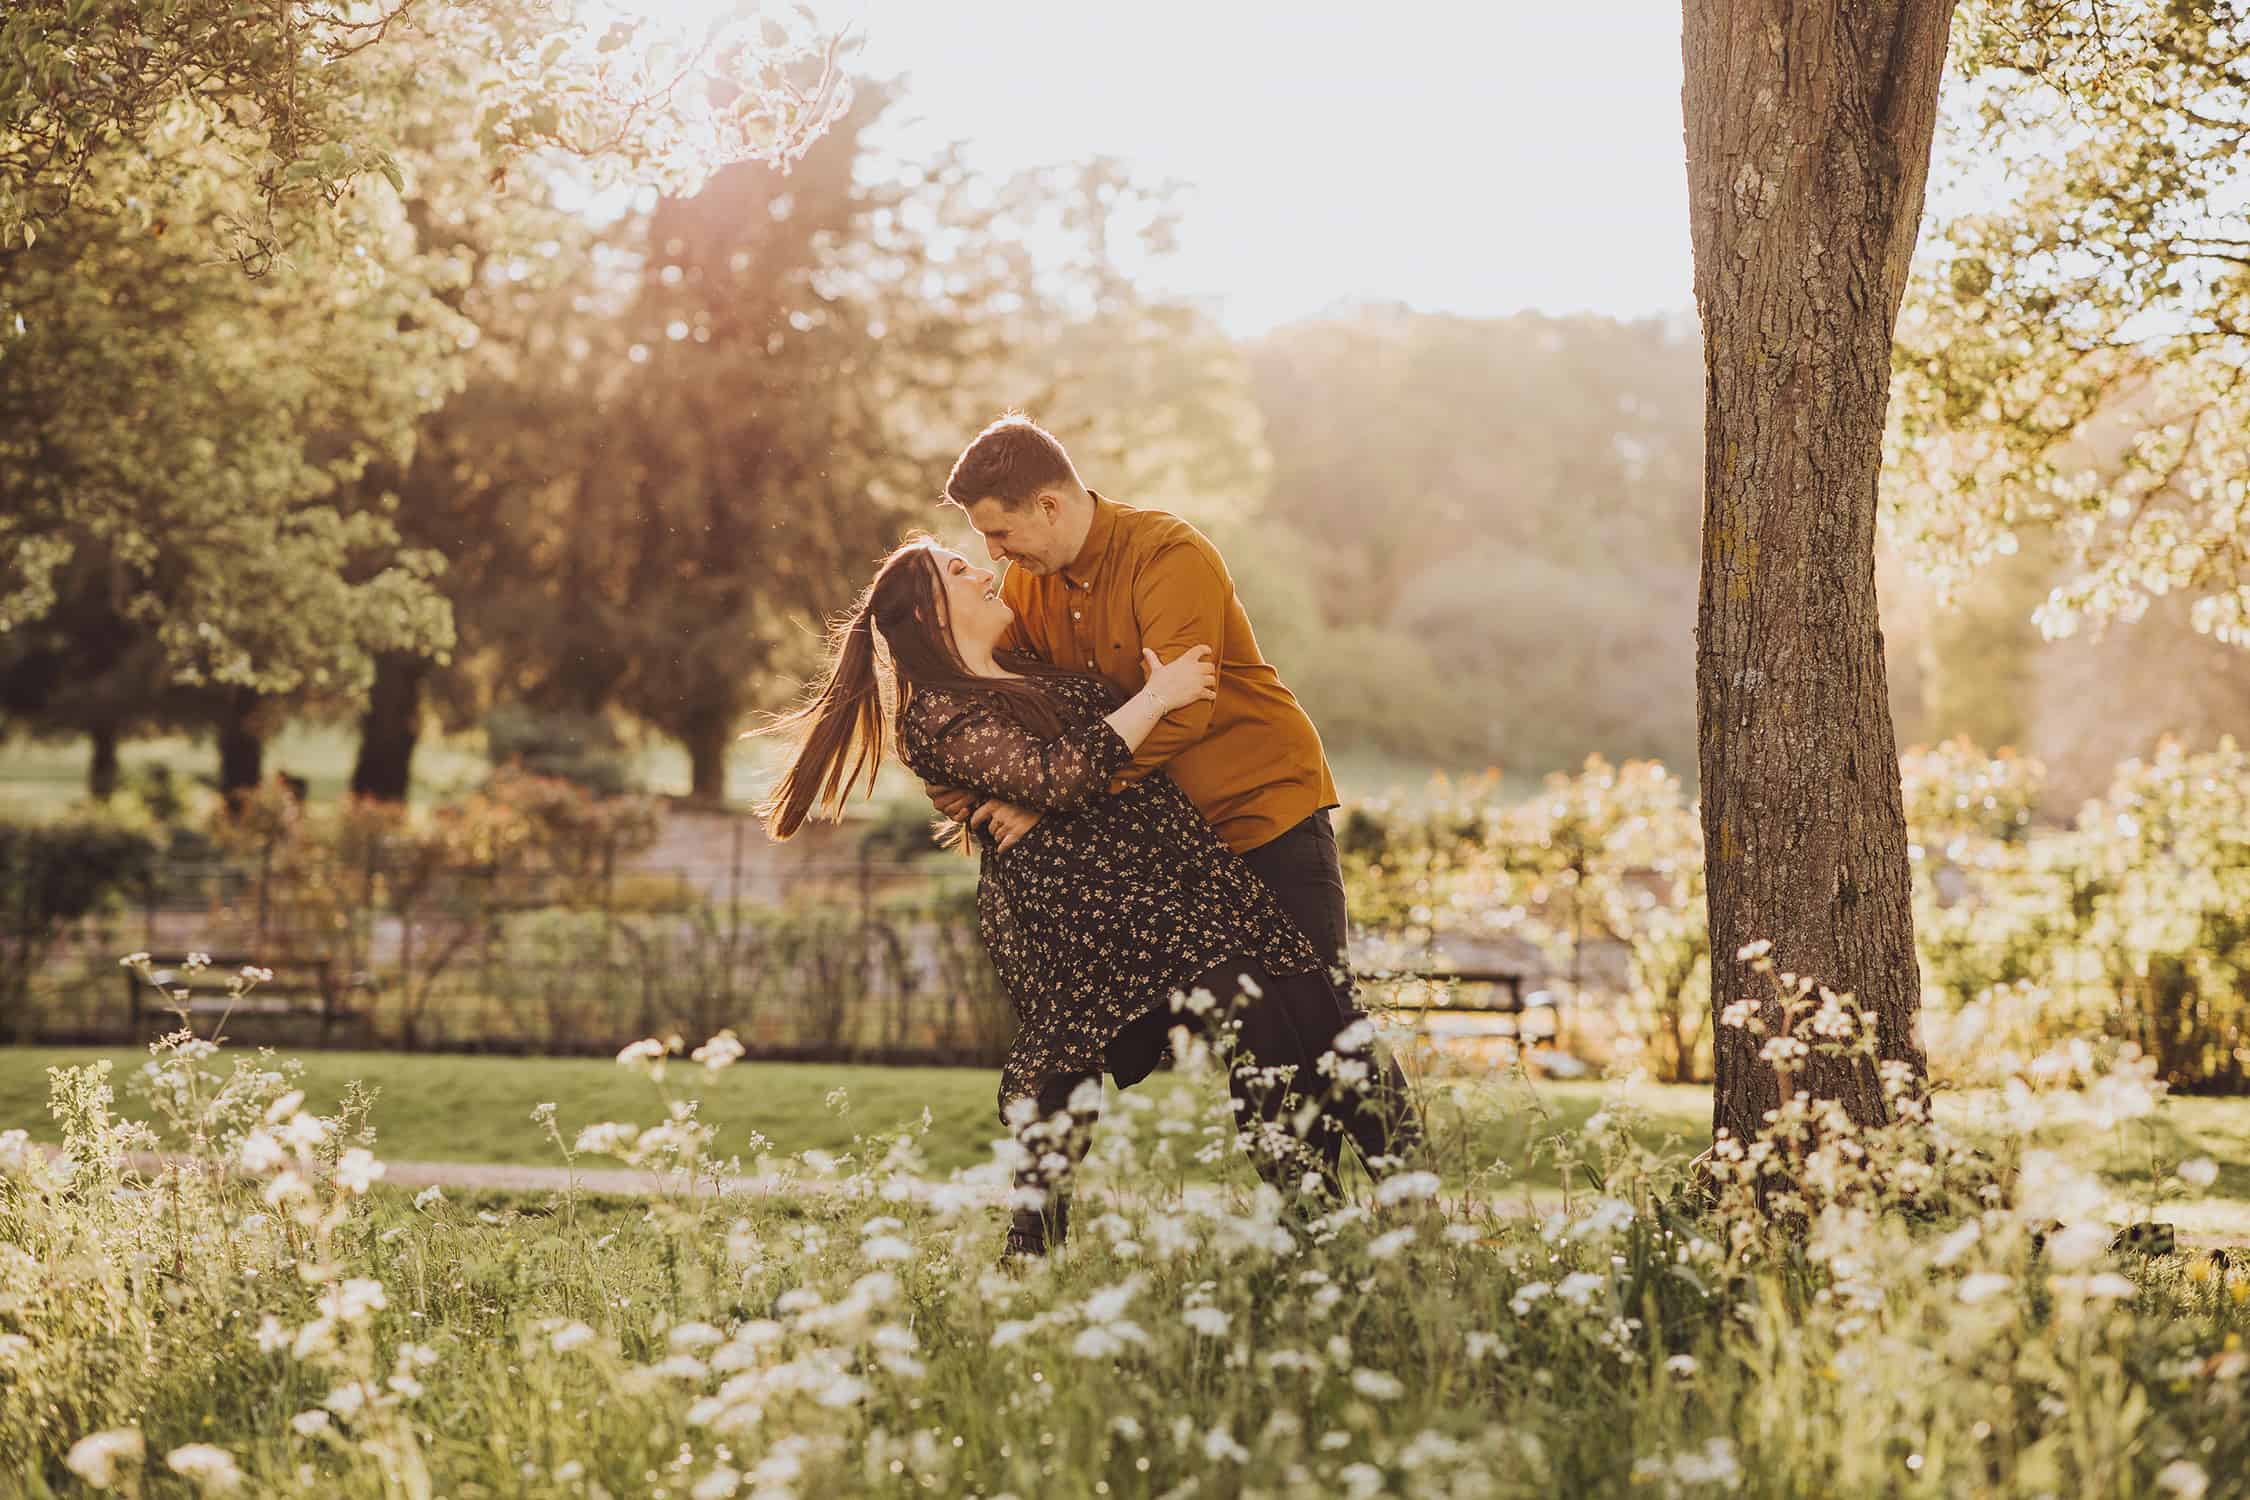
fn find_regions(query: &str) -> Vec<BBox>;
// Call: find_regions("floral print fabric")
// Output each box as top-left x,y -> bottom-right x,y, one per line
898,671 -> 1323,1114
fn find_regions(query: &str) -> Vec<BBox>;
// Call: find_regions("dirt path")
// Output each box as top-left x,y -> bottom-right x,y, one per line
366,1157 -> 1011,1203
42,1146 -> 1010,1205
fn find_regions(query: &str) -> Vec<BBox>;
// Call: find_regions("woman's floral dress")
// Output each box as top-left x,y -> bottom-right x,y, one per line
898,671 -> 1325,1114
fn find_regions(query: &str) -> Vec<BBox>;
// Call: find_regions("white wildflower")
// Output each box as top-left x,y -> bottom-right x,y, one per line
1071,1322 -> 1149,1359
2045,1221 -> 2110,1270
1958,1272 -> 2014,1305
2157,1460 -> 2210,1500
691,1029 -> 745,1072
1340,1462 -> 1387,1500
1183,1306 -> 1230,1337
322,1382 -> 370,1419
334,1148 -> 384,1195
317,1278 -> 387,1325
1367,1227 -> 1416,1261
550,1321 -> 597,1354
1932,1220 -> 1981,1268
1350,1368 -> 1405,1401
691,1465 -> 742,1500
617,1037 -> 668,1070
166,1443 -> 244,1493
2180,1157 -> 2219,1190
288,1410 -> 330,1437
66,1429 -> 144,1489
238,1129 -> 286,1173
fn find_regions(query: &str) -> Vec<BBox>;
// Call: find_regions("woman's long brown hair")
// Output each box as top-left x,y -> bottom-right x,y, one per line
753,536 -> 1110,840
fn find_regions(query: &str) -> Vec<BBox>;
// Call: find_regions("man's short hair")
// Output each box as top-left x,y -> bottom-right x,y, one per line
943,413 -> 1080,512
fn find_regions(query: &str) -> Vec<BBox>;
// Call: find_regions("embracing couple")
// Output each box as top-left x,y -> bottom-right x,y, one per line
760,415 -> 1423,1260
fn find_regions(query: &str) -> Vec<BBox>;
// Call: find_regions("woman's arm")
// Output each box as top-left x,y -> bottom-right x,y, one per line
908,649 -> 1215,815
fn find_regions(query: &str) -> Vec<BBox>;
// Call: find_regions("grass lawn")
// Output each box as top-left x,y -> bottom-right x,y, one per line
6,1046 -> 2247,1239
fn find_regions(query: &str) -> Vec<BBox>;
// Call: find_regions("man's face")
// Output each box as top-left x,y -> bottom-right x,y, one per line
963,494 -> 1071,576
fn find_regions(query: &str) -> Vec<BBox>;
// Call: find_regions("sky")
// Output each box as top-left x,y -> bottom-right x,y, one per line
639,0 -> 1699,336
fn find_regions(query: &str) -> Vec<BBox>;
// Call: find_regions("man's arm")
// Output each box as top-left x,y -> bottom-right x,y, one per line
1113,541 -> 1228,785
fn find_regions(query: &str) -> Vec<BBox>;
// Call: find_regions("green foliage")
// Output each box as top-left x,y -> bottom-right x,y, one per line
0,814 -> 156,1036
0,0 -> 847,262
1345,738 -> 2250,1091
483,705 -> 636,799
1346,759 -> 1710,1082
1909,736 -> 2250,1090
0,0 -> 848,726
1891,0 -> 2250,645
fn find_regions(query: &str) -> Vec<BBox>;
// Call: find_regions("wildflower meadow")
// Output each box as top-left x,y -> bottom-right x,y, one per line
4,953 -> 2247,1499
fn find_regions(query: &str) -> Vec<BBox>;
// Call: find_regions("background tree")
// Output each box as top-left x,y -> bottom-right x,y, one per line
1,0 -> 848,782
1682,0 -> 1954,1152
1889,1 -> 2250,646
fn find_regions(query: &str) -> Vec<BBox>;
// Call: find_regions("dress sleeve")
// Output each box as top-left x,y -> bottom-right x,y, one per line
903,691 -> 1133,813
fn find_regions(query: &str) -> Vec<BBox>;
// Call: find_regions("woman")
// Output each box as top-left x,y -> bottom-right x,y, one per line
757,537 -> 1418,1257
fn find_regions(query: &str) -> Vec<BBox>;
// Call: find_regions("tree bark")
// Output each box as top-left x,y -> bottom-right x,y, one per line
1682,0 -> 1953,1148
88,725 -> 120,802
350,653 -> 429,803
685,713 -> 733,807
215,688 -> 265,800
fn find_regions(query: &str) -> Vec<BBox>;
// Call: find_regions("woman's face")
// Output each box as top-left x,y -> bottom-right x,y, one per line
932,547 -> 1013,654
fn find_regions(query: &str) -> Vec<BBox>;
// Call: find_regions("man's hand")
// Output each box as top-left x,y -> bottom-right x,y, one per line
970,798 -> 1044,851
924,779 -> 978,822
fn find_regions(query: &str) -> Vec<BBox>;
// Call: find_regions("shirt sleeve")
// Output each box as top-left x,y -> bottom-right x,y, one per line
1113,540 -> 1227,786
902,693 -> 1134,813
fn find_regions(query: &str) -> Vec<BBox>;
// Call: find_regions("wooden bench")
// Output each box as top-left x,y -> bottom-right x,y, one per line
1354,966 -> 1530,1012
1355,966 -> 1576,1046
125,954 -> 368,1047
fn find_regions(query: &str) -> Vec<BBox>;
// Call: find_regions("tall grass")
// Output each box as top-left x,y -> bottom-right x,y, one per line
3,958 -> 2247,1498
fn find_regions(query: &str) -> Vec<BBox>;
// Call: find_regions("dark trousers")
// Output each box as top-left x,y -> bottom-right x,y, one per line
1010,812 -> 1425,1247
1233,810 -> 1425,1175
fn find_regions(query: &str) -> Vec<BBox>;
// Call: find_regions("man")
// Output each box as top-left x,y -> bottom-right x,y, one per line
928,412 -> 1422,1187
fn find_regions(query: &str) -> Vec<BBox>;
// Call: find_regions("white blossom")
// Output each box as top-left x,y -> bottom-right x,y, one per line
334,1148 -> 385,1195
166,1443 -> 244,1493
66,1429 -> 144,1489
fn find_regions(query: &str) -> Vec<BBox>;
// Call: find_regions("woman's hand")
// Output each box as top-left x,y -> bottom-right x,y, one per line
923,778 -> 978,822
971,799 -> 1044,851
1141,644 -> 1217,713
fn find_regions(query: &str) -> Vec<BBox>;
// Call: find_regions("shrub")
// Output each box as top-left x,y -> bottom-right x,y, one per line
482,704 -> 638,797
0,816 -> 158,1040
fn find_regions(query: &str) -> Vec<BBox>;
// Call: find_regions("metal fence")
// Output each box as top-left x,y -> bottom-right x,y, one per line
22,848 -> 1016,1063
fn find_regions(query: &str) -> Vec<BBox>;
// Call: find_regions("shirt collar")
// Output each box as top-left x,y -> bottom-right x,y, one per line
1059,491 -> 1117,589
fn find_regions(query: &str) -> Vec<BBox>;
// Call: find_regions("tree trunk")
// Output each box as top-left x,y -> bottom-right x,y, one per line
88,725 -> 120,802
216,689 -> 265,800
685,717 -> 732,807
350,653 -> 429,803
1682,0 -> 1952,1148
